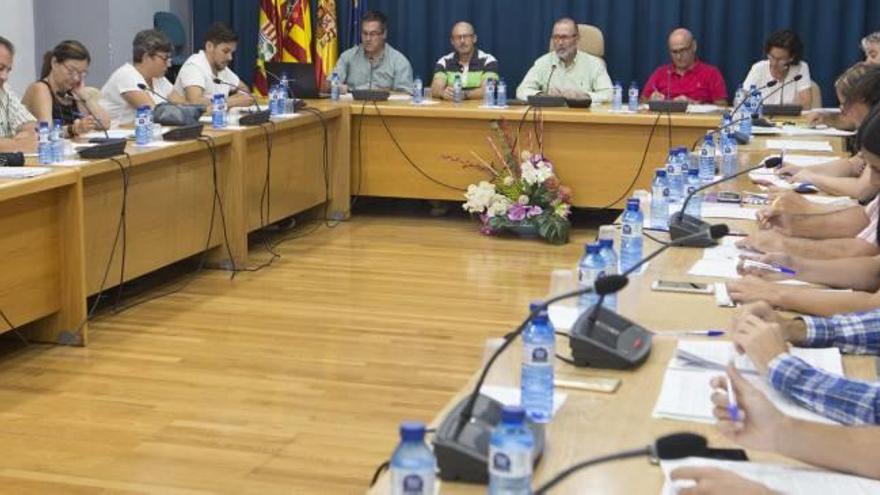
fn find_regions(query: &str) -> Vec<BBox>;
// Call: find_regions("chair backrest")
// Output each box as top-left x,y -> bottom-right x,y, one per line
154,11 -> 186,54
809,81 -> 822,109
548,24 -> 605,59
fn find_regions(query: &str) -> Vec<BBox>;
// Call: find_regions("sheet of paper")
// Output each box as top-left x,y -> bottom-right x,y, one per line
82,129 -> 134,139
660,458 -> 880,495
548,304 -> 580,331
479,385 -> 568,416
765,139 -> 833,152
686,104 -> 723,114
673,340 -> 843,375
783,153 -> 837,167
748,170 -> 798,189
700,203 -> 758,220
688,258 -> 741,279
0,166 -> 53,179
803,195 -> 857,206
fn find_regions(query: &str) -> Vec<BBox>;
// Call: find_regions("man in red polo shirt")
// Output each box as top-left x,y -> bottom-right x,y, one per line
643,28 -> 728,105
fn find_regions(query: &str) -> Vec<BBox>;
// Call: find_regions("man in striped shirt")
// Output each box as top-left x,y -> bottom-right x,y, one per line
0,36 -> 36,152
431,22 -> 499,101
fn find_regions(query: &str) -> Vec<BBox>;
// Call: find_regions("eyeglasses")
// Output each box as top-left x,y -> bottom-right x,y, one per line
361,31 -> 384,39
62,63 -> 88,80
552,34 -> 577,42
451,34 -> 475,42
151,53 -> 172,64
767,53 -> 792,66
669,44 -> 694,56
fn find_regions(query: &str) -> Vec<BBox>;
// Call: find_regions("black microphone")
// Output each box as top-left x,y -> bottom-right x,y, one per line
135,83 -> 204,139
757,76 -> 801,109
59,89 -> 109,140
368,56 -> 376,90
730,80 -> 777,118
755,74 -> 804,125
136,82 -> 170,104
670,156 -> 783,247
534,433 -> 708,494
543,64 -> 558,95
689,114 -> 754,150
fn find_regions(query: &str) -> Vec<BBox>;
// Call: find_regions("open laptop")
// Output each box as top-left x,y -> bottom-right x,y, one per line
264,62 -> 320,98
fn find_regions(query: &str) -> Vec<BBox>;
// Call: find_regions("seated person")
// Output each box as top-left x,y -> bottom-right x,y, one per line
642,28 -> 727,105
329,10 -> 413,93
0,35 -> 36,152
670,356 -> 880,492
431,21 -> 499,101
173,22 -> 252,108
808,38 -> 879,128
21,40 -> 110,139
516,17 -> 612,102
99,29 -> 185,126
741,29 -> 812,108
864,31 -> 880,64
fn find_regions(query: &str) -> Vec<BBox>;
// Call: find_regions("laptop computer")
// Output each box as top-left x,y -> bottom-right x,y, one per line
264,62 -> 320,99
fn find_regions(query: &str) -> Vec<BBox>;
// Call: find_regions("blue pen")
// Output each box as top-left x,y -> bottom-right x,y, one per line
657,330 -> 726,337
726,367 -> 740,422
742,259 -> 797,276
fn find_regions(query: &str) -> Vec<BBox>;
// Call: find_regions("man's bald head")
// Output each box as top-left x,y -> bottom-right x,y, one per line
451,21 -> 475,37
669,28 -> 694,46
450,21 -> 477,57
668,28 -> 697,71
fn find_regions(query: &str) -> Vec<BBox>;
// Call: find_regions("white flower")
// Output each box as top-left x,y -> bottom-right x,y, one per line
502,175 -> 515,186
486,194 -> 512,218
517,194 -> 529,205
462,181 -> 496,213
520,161 -> 540,185
520,150 -> 532,162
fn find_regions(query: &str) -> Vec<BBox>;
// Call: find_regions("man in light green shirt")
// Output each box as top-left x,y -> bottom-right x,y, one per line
516,17 -> 613,102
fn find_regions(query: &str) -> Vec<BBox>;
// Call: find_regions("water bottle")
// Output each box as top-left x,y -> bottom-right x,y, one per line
484,79 -> 496,107
135,105 -> 151,145
496,79 -> 507,107
521,302 -> 554,423
389,421 -> 436,495
37,122 -> 51,164
330,72 -> 340,102
679,146 -> 696,175
738,88 -> 753,138
50,119 -> 63,162
733,87 -> 745,111
628,81 -> 639,112
651,169 -> 670,229
698,133 -> 715,184
279,73 -> 289,99
620,199 -> 643,274
750,85 -> 762,118
488,406 -> 534,495
577,243 -> 605,312
453,74 -> 463,103
412,76 -> 423,104
684,168 -> 702,218
721,134 -> 737,178
597,226 -> 619,311
211,93 -> 227,129
665,149 -> 683,202
612,81 -> 623,110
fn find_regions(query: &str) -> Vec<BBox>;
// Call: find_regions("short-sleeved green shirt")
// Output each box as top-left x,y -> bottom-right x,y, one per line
433,50 -> 499,89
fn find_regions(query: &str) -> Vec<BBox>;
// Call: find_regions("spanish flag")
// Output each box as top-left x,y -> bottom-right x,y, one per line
314,0 -> 338,86
254,0 -> 312,96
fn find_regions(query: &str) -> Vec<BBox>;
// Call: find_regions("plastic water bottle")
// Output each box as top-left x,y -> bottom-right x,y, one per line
135,105 -> 151,145
651,169 -> 670,229
597,227 -> 619,311
453,74 -> 463,103
577,243 -> 605,312
665,149 -> 683,202
679,146 -> 696,175
628,81 -> 639,112
496,79 -> 507,107
698,133 -> 715,184
389,421 -> 436,495
620,199 -> 643,274
488,406 -> 534,495
521,302 -> 554,423
50,119 -> 63,162
738,88 -> 753,137
413,77 -> 423,104
733,87 -> 745,111
612,81 -> 623,110
37,122 -> 51,164
330,72 -> 340,102
212,93 -> 227,129
484,78 -> 496,107
721,134 -> 737,178
279,73 -> 290,100
685,168 -> 702,218
750,85 -> 762,118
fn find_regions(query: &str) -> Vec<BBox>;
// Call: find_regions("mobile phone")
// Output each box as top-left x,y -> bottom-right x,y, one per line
716,191 -> 742,203
651,280 -> 714,294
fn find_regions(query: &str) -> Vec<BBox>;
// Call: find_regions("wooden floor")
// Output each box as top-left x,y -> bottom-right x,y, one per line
0,205 -> 608,494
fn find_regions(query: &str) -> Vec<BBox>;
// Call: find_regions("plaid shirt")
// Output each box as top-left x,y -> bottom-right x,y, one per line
767,309 -> 880,425
0,86 -> 35,138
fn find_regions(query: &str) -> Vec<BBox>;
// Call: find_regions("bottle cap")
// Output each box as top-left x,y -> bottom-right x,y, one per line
399,421 -> 426,442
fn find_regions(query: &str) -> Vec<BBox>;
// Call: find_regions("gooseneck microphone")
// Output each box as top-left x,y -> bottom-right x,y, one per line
136,82 -> 170,103
729,79 -> 777,118
534,433 -> 708,494
670,155 -> 783,247
543,64 -> 558,94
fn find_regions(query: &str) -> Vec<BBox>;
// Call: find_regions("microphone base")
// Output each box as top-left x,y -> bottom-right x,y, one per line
527,95 -> 567,107
162,124 -> 204,141
352,89 -> 390,101
433,395 -> 545,484
77,138 -> 127,159
239,110 -> 271,126
569,305 -> 653,369
669,213 -> 717,248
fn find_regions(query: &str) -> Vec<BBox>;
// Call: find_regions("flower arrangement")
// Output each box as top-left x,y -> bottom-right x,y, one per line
446,120 -> 572,245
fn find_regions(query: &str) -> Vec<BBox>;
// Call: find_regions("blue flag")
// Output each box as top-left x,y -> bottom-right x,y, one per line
347,0 -> 368,47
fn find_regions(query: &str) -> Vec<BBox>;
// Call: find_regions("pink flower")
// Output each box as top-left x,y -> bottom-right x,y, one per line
507,203 -> 528,222
527,205 -> 543,218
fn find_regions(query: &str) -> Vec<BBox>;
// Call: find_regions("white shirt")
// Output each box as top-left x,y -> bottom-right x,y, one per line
742,60 -> 812,106
173,50 -> 241,98
99,63 -> 174,126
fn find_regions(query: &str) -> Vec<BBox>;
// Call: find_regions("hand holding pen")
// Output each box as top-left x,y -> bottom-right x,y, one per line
709,363 -> 787,452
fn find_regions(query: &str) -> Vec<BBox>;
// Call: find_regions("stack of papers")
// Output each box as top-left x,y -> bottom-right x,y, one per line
0,166 -> 53,179
652,340 -> 843,424
752,126 -> 855,137
686,104 -> 723,114
765,139 -> 833,152
82,129 -> 133,140
783,154 -> 836,167
660,458 -> 880,495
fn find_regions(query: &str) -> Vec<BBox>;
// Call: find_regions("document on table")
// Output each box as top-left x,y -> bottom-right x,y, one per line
0,166 -> 53,179
652,340 -> 842,425
765,139 -> 833,152
748,169 -> 798,189
82,129 -> 134,139
753,126 -> 855,137
479,385 -> 567,416
686,104 -> 723,114
699,203 -> 758,220
783,153 -> 837,167
660,458 -> 880,495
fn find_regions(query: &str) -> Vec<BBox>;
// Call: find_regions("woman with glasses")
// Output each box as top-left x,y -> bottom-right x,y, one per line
21,40 -> 110,138
741,29 -> 813,108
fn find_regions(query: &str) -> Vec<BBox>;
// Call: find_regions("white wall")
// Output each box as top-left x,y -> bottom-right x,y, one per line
0,0 -> 37,95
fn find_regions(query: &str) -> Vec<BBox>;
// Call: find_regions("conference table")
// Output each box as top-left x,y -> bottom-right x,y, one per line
367,138 -> 872,494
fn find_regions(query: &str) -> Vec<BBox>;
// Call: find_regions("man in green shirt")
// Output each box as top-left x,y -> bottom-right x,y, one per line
516,17 -> 613,102
431,22 -> 499,101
